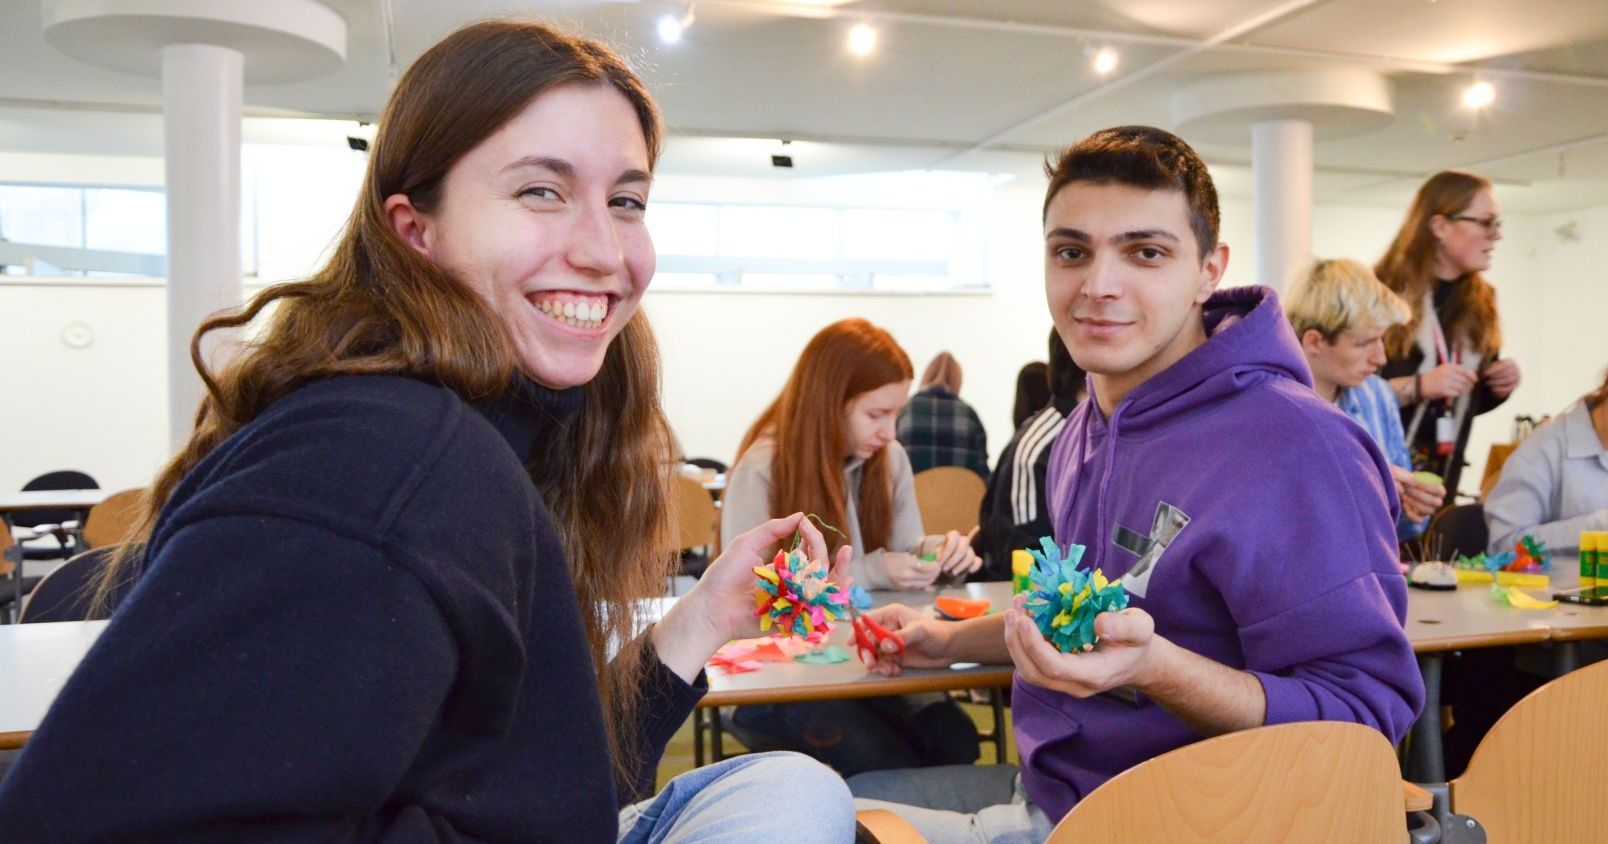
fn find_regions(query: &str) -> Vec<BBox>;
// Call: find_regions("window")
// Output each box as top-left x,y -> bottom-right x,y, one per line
647,200 -> 977,292
0,184 -> 167,276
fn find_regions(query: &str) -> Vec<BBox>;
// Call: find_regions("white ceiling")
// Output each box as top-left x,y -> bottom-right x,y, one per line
3,0 -> 1608,212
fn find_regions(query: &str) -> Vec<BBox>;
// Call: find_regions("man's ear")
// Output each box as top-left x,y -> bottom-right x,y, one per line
1299,327 -> 1328,355
1194,242 -> 1229,304
383,193 -> 433,258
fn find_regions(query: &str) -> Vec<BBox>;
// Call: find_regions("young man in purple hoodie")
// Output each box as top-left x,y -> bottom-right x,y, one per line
851,126 -> 1424,842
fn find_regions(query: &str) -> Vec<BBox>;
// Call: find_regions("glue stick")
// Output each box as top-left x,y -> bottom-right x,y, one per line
1581,531 -> 1595,588
1012,549 -> 1032,595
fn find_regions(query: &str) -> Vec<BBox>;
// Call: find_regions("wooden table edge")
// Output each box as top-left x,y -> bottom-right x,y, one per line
1549,624 -> 1608,642
1409,628 -> 1552,653
702,668 -> 1015,707
0,730 -> 30,750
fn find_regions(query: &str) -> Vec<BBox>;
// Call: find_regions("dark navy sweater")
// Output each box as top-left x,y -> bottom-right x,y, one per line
0,375 -> 704,842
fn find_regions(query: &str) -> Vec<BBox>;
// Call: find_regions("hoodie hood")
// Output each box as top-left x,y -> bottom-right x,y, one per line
1102,285 -> 1312,435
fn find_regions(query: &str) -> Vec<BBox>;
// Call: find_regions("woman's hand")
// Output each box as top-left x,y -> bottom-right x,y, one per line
881,551 -> 943,591
1483,358 -> 1521,398
653,512 -> 849,682
920,529 -> 982,579
1420,363 -> 1478,401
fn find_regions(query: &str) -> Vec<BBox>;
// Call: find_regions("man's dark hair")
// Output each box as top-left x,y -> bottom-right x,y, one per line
1042,125 -> 1220,261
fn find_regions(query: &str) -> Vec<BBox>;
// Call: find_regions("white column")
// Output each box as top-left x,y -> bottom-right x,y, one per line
1251,119 -> 1313,293
162,43 -> 243,449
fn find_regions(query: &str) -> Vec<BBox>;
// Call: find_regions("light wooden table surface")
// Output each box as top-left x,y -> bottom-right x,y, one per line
0,620 -> 106,748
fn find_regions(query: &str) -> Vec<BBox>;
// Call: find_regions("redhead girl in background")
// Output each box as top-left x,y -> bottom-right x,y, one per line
720,318 -> 983,776
0,20 -> 854,843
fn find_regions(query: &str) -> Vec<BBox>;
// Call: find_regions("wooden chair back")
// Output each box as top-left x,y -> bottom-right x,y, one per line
1479,442 -> 1518,499
0,524 -> 13,578
912,467 -> 986,536
82,488 -> 145,549
671,474 -> 720,555
1451,659 -> 1608,843
1049,721 -> 1405,843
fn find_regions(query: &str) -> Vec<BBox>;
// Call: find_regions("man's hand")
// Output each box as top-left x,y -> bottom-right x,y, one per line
861,603 -> 953,675
1390,465 -> 1445,524
1004,594 -> 1163,698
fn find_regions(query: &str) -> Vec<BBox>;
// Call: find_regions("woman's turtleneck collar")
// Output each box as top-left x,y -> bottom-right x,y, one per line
473,375 -> 585,462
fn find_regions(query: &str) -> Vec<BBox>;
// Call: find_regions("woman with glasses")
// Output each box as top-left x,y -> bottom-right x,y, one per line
1375,170 -> 1522,504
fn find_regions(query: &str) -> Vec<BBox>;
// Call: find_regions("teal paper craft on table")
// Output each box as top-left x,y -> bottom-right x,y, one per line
1023,536 -> 1129,653
795,646 -> 851,665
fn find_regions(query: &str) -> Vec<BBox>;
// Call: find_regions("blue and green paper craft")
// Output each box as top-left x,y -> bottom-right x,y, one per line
1023,537 -> 1129,653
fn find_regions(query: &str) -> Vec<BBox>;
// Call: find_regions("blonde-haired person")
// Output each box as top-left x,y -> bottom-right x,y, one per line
1484,369 -> 1608,555
1376,171 -> 1521,502
0,20 -> 855,843
1287,259 -> 1445,540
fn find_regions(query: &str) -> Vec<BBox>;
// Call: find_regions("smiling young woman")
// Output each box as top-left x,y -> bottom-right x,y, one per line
0,19 -> 854,843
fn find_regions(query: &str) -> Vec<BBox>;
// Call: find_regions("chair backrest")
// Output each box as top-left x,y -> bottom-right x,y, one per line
0,524 -> 13,578
19,545 -> 132,623
1479,442 -> 1518,499
912,467 -> 986,536
1424,502 -> 1488,559
14,470 -> 99,529
82,488 -> 146,549
670,475 -> 720,554
1049,721 -> 1404,843
685,456 -> 728,473
1451,659 -> 1608,843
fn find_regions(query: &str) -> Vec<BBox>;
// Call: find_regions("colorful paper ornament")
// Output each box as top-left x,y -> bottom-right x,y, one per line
1022,536 -> 1129,653
752,547 -> 848,642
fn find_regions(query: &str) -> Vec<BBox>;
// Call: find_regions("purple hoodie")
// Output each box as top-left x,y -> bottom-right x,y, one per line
1019,286 -> 1424,821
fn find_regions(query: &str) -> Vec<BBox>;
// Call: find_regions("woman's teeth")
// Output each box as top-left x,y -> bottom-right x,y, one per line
534,298 -> 607,329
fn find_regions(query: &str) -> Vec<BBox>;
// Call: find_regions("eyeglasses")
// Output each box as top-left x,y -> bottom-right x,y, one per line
1451,214 -> 1503,235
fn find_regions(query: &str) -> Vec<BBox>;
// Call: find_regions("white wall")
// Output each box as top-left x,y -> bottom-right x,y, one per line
5,155 -> 1600,500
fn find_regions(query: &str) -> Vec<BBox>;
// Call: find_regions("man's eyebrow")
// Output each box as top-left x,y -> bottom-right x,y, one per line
615,168 -> 651,187
1045,227 -> 1181,245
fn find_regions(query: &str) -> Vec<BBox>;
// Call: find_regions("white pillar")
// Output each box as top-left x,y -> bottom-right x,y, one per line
162,43 -> 243,449
1251,119 -> 1313,293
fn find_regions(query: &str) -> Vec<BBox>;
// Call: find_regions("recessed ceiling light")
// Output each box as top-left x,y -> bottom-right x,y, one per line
657,14 -> 683,44
848,23 -> 877,57
1462,80 -> 1495,109
1093,47 -> 1119,76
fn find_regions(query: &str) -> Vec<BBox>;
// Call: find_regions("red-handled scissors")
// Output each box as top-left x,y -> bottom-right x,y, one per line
848,603 -> 904,665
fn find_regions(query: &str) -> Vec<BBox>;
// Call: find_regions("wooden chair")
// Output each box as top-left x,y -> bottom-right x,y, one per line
81,488 -> 145,549
671,474 -> 720,557
1048,721 -> 1407,843
1441,659 -> 1608,843
912,466 -> 986,537
855,809 -> 925,844
1478,442 -> 1517,500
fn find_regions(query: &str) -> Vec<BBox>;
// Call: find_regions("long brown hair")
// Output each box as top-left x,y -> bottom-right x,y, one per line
1375,170 -> 1502,359
101,20 -> 675,784
735,319 -> 913,552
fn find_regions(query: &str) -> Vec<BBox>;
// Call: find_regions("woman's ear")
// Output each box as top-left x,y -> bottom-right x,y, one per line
383,193 -> 432,258
1427,213 -> 1451,243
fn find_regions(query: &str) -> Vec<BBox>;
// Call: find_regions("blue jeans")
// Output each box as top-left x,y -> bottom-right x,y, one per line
618,751 -> 855,843
850,764 -> 1057,844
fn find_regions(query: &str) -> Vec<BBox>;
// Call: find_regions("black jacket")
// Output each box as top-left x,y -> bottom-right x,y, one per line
0,375 -> 702,842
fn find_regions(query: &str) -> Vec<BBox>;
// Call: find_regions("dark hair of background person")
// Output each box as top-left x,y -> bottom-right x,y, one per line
1047,326 -> 1085,403
1011,362 -> 1050,429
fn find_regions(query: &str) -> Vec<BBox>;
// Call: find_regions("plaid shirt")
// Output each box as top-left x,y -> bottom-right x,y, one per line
896,386 -> 989,479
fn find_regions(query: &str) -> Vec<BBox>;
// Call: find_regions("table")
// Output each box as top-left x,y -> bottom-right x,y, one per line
1401,560 -> 1605,781
697,582 -> 1016,764
1,489 -> 109,622
0,620 -> 106,748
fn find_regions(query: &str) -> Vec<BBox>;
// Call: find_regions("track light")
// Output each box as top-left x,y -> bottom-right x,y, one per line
1093,47 -> 1119,76
1462,80 -> 1495,109
848,23 -> 877,57
657,6 -> 695,45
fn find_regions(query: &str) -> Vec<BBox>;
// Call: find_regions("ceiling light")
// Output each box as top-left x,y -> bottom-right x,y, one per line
1093,47 -> 1119,76
657,15 -> 683,43
1462,80 -> 1495,109
848,23 -> 877,57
